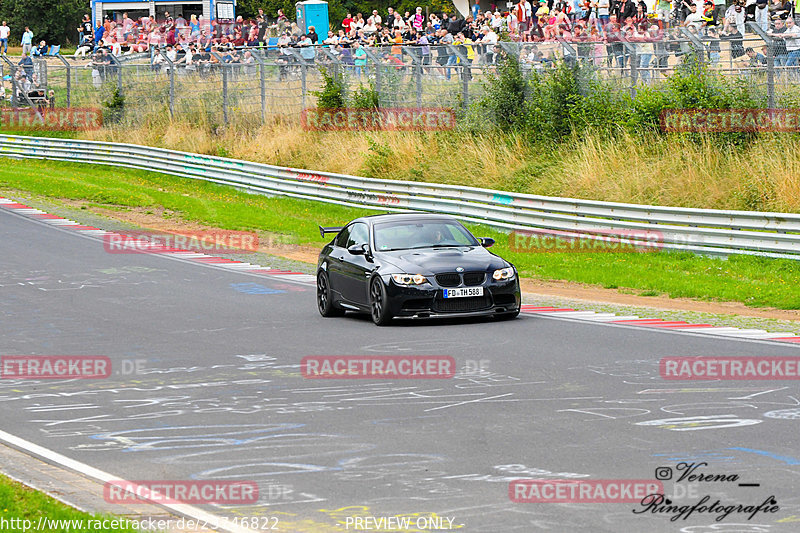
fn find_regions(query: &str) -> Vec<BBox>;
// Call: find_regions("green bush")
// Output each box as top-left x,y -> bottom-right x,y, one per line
472,52 -> 769,146
350,82 -> 380,109
313,68 -> 346,110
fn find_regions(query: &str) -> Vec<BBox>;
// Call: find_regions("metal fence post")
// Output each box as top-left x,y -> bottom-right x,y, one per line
748,22 -> 776,108
158,50 -> 175,118
110,54 -> 123,94
222,63 -> 229,124
57,55 -> 71,107
301,63 -> 307,109
361,47 -> 382,103
620,38 -> 637,99
404,47 -> 422,108
255,52 -> 266,123
680,27 -> 707,68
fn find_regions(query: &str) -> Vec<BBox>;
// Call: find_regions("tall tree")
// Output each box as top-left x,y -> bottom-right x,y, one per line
0,0 -> 89,45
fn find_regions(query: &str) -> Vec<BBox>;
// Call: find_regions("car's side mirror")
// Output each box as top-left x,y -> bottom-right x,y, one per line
348,244 -> 366,255
480,237 -> 495,248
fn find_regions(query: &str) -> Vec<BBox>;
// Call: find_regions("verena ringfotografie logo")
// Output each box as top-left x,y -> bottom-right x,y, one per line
104,480 -> 259,505
301,107 -> 455,131
103,230 -> 259,254
510,479 -> 663,503
301,356 -> 455,379
660,357 -> 800,380
1,356 -> 111,379
661,108 -> 800,132
509,229 -> 664,253
0,108 -> 103,130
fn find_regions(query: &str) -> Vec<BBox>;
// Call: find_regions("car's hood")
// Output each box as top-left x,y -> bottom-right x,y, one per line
379,246 -> 508,274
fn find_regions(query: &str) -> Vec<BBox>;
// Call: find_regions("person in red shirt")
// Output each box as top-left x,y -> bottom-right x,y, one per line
342,13 -> 353,33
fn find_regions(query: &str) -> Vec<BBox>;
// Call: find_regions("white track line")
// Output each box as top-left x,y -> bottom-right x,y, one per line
0,430 -> 257,533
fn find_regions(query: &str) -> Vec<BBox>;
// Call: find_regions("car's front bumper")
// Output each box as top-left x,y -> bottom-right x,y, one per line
383,277 -> 521,319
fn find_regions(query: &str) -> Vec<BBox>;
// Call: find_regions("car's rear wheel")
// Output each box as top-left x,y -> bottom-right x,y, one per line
370,278 -> 392,326
317,271 -> 344,317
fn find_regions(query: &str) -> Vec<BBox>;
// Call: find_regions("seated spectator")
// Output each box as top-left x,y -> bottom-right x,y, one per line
75,37 -> 94,59
27,73 -> 45,99
32,40 -> 49,56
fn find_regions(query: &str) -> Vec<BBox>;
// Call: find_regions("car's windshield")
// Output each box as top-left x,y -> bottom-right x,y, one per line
373,220 -> 480,251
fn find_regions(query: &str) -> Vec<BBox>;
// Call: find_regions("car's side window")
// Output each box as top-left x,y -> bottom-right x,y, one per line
334,226 -> 351,248
347,223 -> 369,249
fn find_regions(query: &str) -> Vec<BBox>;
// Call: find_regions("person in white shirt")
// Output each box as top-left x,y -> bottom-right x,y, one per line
683,4 -> 705,29
0,21 -> 9,55
783,17 -> 800,67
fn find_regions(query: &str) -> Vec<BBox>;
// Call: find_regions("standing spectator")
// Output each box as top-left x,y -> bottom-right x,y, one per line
713,0 -> 728,25
298,33 -> 315,63
308,25 -> 319,44
353,40 -> 367,78
21,27 -> 34,55
412,7 -> 425,31
683,4 -> 705,29
754,0 -> 770,30
78,14 -> 93,45
781,17 -> 800,67
0,21 -> 9,55
256,16 -> 268,45
94,20 -> 105,46
18,52 -> 34,79
655,0 -> 671,23
277,9 -> 288,32
767,17 -> 788,65
343,13 -> 354,34
391,29 -> 404,61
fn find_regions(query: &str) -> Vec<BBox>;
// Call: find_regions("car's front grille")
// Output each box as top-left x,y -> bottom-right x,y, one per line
435,273 -> 461,287
463,272 -> 485,286
433,295 -> 492,312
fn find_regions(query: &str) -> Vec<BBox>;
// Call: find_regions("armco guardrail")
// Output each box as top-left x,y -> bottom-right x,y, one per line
2,134 -> 800,259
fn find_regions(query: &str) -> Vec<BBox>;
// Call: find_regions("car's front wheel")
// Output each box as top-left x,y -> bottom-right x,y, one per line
317,271 -> 344,317
370,278 -> 393,326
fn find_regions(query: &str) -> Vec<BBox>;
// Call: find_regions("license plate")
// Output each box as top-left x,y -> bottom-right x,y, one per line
443,287 -> 484,298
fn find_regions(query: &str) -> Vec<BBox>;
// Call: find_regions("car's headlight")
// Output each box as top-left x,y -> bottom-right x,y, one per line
493,267 -> 515,281
391,273 -> 429,285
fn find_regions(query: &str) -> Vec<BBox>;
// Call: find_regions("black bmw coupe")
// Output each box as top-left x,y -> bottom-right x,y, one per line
316,213 -> 521,325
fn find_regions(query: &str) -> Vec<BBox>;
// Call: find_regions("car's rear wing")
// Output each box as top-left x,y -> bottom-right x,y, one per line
319,226 -> 344,238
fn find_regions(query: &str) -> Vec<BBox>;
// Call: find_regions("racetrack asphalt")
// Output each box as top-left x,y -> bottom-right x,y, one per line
1,206 -> 800,532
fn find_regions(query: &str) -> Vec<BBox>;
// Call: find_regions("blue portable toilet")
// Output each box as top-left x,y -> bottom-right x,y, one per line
296,1 -> 329,35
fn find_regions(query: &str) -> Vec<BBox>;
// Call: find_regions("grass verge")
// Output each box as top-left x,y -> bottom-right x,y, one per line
2,157 -> 799,309
0,473 -> 137,532
82,122 -> 800,214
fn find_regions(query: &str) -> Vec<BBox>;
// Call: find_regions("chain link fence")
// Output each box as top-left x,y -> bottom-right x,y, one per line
2,22 -> 800,128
